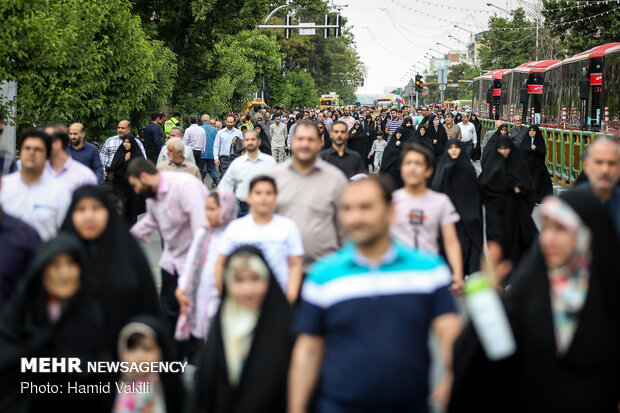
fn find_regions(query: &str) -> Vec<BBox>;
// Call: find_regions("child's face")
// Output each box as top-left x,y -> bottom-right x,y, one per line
377,135 -> 383,140
447,144 -> 461,159
205,196 -> 221,227
43,253 -> 81,300
247,182 -> 277,216
228,269 -> 268,310
123,335 -> 162,378
401,150 -> 432,187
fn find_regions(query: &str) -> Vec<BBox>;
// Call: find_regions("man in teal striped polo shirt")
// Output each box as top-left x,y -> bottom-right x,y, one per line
288,176 -> 462,413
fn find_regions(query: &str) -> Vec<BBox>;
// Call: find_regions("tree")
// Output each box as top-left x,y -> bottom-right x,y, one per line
479,8 -> 537,70
0,0 -> 175,137
286,71 -> 319,108
542,0 -> 620,55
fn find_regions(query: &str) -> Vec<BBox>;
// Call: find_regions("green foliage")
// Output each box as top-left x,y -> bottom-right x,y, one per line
0,0 -> 176,137
285,70 -> 319,108
479,8 -> 537,70
542,0 -> 620,55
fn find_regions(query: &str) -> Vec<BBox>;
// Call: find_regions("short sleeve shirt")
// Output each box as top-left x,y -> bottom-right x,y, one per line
294,241 -> 457,411
390,188 -> 460,253
219,214 -> 304,290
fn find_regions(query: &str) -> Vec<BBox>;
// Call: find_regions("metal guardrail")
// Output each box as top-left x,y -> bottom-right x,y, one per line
479,119 -> 610,186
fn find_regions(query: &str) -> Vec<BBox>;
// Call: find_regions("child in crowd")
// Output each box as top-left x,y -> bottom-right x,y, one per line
368,131 -> 387,173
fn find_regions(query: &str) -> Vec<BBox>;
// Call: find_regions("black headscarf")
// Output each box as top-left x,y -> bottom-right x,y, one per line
478,136 -> 536,266
254,125 -> 272,155
348,121 -> 369,159
481,123 -> 509,169
450,189 -> 620,413
0,233 -> 112,412
402,116 -> 415,140
117,315 -> 185,413
455,113 -> 463,124
519,125 -> 552,203
318,121 -> 332,150
412,125 -> 434,151
193,246 -> 293,413
432,139 -> 483,273
110,134 -> 143,180
109,134 -> 146,225
61,186 -> 160,355
427,118 -> 449,159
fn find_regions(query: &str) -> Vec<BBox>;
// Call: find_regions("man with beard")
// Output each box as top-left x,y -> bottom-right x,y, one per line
320,121 -> 366,178
128,158 -> 207,338
67,122 -> 103,182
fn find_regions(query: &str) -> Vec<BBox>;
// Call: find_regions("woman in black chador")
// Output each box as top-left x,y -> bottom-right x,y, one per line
432,139 -> 483,274
380,126 -> 410,188
108,134 -> 145,225
61,185 -> 160,355
348,120 -> 370,161
450,189 -> 620,413
520,125 -> 552,203
0,233 -> 112,412
478,135 -> 537,268
193,246 -> 293,413
428,115 -> 448,165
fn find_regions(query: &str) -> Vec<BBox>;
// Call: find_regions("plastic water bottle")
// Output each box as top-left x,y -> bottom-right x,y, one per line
464,273 -> 516,360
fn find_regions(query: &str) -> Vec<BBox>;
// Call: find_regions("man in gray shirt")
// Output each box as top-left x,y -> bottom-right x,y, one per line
268,120 -> 348,273
509,115 -> 528,148
482,119 -> 503,157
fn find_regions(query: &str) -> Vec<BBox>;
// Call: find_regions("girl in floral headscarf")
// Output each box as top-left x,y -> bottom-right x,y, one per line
175,190 -> 238,352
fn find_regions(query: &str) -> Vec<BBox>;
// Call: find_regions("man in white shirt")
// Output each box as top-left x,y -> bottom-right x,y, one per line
269,112 -> 288,162
216,175 -> 304,302
214,115 -> 244,178
43,126 -> 97,193
156,127 -> 196,165
0,129 -> 70,241
183,114 -> 207,173
457,113 -> 477,160
218,130 -> 277,217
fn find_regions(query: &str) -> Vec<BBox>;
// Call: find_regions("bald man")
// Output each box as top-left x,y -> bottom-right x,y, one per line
67,122 -> 103,182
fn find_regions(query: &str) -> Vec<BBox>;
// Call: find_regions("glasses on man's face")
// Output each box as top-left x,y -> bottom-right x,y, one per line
318,126 -> 324,129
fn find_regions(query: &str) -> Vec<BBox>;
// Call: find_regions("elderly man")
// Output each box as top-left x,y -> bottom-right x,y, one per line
482,119 -> 503,156
457,113 -> 478,160
509,115 -> 528,148
156,137 -> 202,181
578,136 -> 620,238
156,127 -> 196,165
184,114 -> 207,174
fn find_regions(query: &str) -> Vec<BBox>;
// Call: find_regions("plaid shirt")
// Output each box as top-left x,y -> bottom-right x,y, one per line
99,135 -> 146,170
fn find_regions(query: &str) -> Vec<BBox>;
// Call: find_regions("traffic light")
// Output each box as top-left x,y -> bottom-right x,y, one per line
285,15 -> 292,39
415,75 -> 423,92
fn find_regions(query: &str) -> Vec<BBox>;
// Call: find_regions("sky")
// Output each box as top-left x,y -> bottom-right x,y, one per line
332,0 -> 519,95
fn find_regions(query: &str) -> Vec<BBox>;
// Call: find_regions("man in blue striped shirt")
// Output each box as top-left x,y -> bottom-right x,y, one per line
289,176 -> 462,413
385,108 -> 402,142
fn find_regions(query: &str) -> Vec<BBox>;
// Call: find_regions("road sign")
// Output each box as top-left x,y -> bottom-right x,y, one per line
437,68 -> 448,84
438,84 -> 447,91
434,59 -> 450,69
299,22 -> 316,36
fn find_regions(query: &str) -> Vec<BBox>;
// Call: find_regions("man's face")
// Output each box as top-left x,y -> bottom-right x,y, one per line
128,174 -> 157,198
166,144 -> 183,163
339,180 -> 393,246
462,114 -> 469,124
331,124 -> 348,147
584,141 -> 620,194
445,115 -> 453,125
274,116 -> 281,124
209,119 -> 216,127
291,125 -> 323,164
390,110 -> 397,119
226,117 -> 235,129
343,107 -> 350,116
514,117 -> 522,127
117,121 -> 131,136
68,124 -> 84,146
243,132 -> 259,152
303,112 -> 310,120
401,150 -> 432,187
317,113 -> 324,122
20,137 -> 47,172
169,129 -> 182,139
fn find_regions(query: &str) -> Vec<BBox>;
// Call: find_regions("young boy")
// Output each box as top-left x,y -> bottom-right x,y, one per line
390,143 -> 464,293
216,175 -> 304,302
368,131 -> 387,173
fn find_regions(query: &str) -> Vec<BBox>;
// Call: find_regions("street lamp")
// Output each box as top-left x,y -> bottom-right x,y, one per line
448,35 -> 468,47
453,24 -> 475,34
436,42 -> 451,50
430,48 -> 443,55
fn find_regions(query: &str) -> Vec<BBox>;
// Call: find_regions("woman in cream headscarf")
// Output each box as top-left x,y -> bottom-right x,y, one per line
193,246 -> 293,413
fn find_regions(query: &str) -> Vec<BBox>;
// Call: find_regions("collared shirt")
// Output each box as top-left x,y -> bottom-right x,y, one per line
386,119 -> 403,135
287,122 -> 298,147
156,145 -> 196,165
267,158 -> 348,271
131,171 -> 208,274
0,211 -> 40,311
45,156 -> 98,193
218,152 -> 277,201
458,122 -> 477,144
340,115 -> 355,131
320,147 -> 367,178
67,141 -> 103,183
509,125 -> 528,148
0,171 -> 71,241
443,122 -> 462,140
213,127 -> 243,160
100,135 -> 147,170
270,122 -> 288,147
201,123 -> 218,159
156,159 -> 202,181
295,240 -> 457,410
183,123 -> 207,152
142,122 -> 162,151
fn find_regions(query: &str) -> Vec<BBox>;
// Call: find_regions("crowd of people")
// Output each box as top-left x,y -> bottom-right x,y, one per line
0,101 -> 619,412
